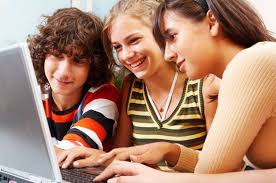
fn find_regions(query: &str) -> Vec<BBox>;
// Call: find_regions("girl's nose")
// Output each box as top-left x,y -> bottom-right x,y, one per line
164,44 -> 177,63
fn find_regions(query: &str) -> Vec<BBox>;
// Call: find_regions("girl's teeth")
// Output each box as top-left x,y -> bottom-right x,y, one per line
131,59 -> 144,67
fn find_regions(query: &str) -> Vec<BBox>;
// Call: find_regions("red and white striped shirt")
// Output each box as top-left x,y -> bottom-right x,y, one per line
43,83 -> 120,151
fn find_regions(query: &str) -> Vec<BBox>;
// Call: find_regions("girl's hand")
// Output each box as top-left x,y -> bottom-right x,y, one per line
94,160 -> 169,183
97,142 -> 180,167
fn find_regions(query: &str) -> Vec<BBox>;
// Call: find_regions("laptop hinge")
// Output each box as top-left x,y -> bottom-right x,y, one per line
0,168 -> 29,181
0,166 -> 53,183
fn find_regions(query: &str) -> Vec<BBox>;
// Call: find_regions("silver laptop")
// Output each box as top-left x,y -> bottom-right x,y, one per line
0,43 -> 104,183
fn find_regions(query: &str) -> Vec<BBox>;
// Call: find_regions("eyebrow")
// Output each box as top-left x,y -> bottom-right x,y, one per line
111,32 -> 141,45
163,28 -> 173,36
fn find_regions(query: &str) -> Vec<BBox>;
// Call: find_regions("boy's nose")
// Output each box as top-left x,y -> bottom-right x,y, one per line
56,58 -> 72,79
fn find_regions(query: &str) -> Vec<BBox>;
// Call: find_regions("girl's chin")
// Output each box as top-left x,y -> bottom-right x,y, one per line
134,72 -> 147,80
187,72 -> 206,80
178,67 -> 185,73
178,62 -> 186,73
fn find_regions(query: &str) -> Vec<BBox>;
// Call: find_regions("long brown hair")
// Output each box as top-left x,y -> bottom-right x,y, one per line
153,0 -> 275,50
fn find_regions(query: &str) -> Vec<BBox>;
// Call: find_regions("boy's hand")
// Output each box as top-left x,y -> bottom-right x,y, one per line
55,146 -> 107,168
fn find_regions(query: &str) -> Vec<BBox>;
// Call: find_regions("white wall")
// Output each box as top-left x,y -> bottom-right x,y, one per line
0,0 -> 70,49
0,0 -> 275,49
71,0 -> 117,18
90,0 -> 117,18
0,0 -> 118,49
249,0 -> 276,34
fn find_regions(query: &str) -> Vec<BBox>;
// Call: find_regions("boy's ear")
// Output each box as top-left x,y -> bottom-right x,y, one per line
206,10 -> 220,37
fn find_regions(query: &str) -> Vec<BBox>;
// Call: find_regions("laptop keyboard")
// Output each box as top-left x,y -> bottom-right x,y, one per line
0,168 -> 105,183
61,168 -> 106,183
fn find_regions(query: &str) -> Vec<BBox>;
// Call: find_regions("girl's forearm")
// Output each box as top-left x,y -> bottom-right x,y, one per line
173,169 -> 274,183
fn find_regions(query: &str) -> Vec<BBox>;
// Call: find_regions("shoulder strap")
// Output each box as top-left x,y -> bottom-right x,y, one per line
126,75 -> 140,108
197,78 -> 205,119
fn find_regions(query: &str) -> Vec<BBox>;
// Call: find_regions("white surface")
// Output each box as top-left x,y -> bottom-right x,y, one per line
0,0 -> 70,49
249,0 -> 276,34
0,0 -> 275,49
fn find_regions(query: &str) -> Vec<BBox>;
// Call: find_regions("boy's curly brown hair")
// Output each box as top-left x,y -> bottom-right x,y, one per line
28,8 -> 113,92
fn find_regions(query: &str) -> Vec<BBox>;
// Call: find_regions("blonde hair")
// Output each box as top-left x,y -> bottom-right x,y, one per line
102,0 -> 163,62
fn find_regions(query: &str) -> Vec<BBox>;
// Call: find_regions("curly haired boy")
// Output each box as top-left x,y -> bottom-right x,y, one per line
28,8 -> 120,161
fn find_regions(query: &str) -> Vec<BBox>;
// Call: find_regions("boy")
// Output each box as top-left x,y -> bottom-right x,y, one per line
28,8 -> 120,159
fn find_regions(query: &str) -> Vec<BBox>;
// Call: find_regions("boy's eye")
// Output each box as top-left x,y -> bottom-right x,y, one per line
74,56 -> 89,64
56,54 -> 64,59
48,50 -> 63,58
48,54 -> 63,60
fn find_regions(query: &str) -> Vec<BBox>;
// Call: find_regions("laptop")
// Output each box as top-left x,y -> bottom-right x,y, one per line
0,43 -> 105,183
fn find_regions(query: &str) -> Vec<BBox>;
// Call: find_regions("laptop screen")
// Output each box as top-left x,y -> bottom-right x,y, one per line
0,43 -> 61,182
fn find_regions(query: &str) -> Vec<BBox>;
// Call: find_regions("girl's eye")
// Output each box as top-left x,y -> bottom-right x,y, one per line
129,37 -> 141,45
113,45 -> 122,52
170,34 -> 176,40
168,33 -> 177,41
165,33 -> 177,41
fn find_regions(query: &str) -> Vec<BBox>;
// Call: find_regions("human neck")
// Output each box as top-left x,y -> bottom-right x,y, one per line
214,40 -> 245,78
51,88 -> 83,111
144,62 -> 176,92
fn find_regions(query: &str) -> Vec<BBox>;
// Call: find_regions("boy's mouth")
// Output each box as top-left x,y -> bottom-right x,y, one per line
55,78 -> 73,85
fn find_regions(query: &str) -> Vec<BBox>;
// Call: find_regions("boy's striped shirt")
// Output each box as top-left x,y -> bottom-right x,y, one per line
43,84 -> 120,151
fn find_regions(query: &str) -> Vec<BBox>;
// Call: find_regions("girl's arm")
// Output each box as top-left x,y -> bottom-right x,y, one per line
94,160 -> 276,183
195,50 -> 276,173
112,74 -> 134,148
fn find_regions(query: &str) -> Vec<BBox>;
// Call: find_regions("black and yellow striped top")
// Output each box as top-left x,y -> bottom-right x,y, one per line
127,77 -> 207,170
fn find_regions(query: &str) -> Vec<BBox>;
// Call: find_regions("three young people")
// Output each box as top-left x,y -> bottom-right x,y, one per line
56,0 -> 220,170
28,0 -> 276,182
